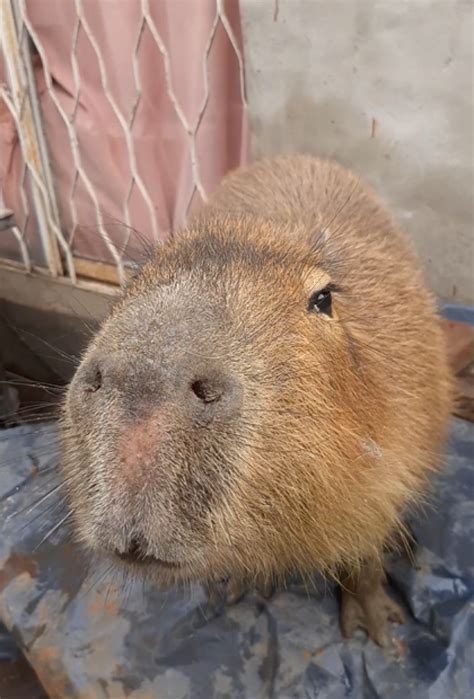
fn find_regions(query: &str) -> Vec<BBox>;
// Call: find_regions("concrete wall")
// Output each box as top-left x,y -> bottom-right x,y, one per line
240,0 -> 473,303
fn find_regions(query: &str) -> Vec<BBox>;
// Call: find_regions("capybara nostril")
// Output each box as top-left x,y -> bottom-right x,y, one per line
191,378 -> 224,404
79,359 -> 103,393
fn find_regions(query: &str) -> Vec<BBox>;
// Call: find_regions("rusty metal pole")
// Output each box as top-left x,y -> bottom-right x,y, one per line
0,0 -> 64,277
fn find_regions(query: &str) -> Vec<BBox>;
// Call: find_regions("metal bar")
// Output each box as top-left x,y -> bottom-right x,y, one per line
11,3 -> 61,226
0,0 -> 64,277
0,86 -> 77,281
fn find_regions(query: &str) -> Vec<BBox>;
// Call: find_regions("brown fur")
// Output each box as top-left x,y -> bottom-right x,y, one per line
61,155 -> 452,639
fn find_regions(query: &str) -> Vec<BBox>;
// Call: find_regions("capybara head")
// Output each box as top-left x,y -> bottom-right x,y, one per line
62,216 -> 357,580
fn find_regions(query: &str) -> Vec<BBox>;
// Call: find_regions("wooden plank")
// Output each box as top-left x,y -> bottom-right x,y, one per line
0,256 -> 134,287
0,262 -> 117,316
73,257 -> 134,286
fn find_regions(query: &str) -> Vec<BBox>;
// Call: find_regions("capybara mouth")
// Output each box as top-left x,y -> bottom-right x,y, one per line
113,538 -> 182,569
114,549 -> 181,569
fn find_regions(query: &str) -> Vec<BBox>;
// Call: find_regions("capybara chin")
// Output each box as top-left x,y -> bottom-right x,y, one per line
61,155 -> 452,646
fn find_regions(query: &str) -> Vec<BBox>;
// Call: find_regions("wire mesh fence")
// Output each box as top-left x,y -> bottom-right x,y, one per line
0,0 -> 248,286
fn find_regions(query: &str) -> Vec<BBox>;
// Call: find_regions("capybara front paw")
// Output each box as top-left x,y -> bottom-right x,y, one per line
341,586 -> 404,647
205,575 -> 275,608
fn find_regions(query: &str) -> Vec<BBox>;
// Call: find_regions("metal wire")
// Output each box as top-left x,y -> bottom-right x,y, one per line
0,0 -> 247,286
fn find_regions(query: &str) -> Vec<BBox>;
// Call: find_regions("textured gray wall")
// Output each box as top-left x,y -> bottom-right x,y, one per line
241,0 -> 473,303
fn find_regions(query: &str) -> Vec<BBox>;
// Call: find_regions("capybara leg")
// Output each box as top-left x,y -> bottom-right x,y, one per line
225,577 -> 249,604
204,579 -> 224,608
340,561 -> 404,647
255,575 -> 275,600
204,577 -> 248,607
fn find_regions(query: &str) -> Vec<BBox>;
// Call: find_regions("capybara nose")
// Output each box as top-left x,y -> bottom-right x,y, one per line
76,354 -> 242,418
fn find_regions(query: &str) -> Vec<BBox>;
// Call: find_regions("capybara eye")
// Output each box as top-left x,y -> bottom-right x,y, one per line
308,286 -> 332,316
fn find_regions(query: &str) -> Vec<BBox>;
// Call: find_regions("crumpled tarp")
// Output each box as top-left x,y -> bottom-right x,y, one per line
0,419 -> 472,698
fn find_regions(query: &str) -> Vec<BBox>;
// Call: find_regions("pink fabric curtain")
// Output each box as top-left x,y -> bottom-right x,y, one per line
0,0 -> 248,269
